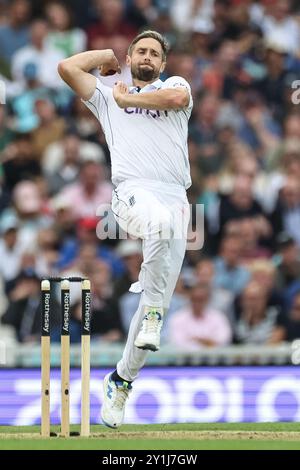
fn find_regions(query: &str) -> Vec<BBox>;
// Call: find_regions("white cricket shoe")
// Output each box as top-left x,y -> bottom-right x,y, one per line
101,373 -> 132,428
134,307 -> 163,351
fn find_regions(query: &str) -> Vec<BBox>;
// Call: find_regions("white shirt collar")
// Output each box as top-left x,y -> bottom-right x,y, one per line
143,79 -> 163,90
129,79 -> 163,94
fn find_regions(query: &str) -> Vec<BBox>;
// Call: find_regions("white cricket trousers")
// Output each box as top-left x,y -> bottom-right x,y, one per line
111,179 -> 190,382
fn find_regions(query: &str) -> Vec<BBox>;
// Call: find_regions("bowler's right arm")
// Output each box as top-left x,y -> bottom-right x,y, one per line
58,50 -> 121,101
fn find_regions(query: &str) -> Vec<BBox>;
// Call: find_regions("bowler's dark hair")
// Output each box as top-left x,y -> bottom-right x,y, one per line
128,30 -> 169,61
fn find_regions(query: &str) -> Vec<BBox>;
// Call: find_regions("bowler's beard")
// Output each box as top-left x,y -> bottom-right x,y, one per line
131,63 -> 159,82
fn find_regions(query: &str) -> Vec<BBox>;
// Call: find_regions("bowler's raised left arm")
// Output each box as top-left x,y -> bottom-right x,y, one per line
113,81 -> 189,110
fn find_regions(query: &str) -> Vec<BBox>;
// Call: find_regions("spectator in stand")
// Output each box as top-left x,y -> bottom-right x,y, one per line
285,291 -> 300,341
57,216 -> 123,278
1,267 -> 60,343
43,132 -> 81,195
238,218 -> 272,264
62,242 -> 106,281
51,300 -> 83,343
211,0 -> 231,48
51,194 -> 76,241
0,167 -> 10,214
259,139 -> 300,213
68,95 -> 104,143
228,1 -> 258,40
206,173 -> 272,251
216,142 -> 282,217
275,232 -> 300,313
58,159 -> 112,220
195,257 -> 234,323
170,0 -> 214,34
44,1 -> 87,58
190,93 -> 223,176
267,113 -> 300,171
86,0 -> 138,50
90,269 -> 123,342
125,0 -> 158,29
35,227 -> 60,277
202,40 -> 245,100
271,176 -> 300,246
0,215 -> 30,294
255,38 -> 290,121
189,17 -> 214,71
31,98 -> 66,158
234,280 -> 286,344
11,19 -> 64,90
249,259 -> 285,319
149,8 -> 179,50
42,130 -> 104,175
259,0 -> 300,55
275,232 -> 300,291
0,107 -> 15,153
10,62 -> 55,133
283,113 -> 300,140
219,142 -> 256,184
237,91 -> 281,162
214,234 -> 251,296
52,261 -> 123,343
168,282 -> 232,350
2,133 -> 40,190
0,0 -> 31,64
0,180 -> 52,248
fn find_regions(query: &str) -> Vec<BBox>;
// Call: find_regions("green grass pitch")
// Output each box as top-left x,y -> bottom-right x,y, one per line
1,423 -> 300,449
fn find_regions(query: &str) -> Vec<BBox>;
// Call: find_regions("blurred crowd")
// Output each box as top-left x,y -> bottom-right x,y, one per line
1,0 -> 300,350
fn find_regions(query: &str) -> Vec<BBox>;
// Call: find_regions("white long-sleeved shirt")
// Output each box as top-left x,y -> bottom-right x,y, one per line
83,76 -> 193,189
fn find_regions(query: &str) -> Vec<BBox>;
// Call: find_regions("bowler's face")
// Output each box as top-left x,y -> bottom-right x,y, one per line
127,38 -> 166,83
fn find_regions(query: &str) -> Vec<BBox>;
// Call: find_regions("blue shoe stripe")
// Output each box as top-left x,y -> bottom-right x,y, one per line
144,311 -> 162,321
107,384 -> 113,399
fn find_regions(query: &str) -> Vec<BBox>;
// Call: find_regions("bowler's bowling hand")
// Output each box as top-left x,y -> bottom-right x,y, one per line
99,53 -> 121,76
113,81 -> 129,108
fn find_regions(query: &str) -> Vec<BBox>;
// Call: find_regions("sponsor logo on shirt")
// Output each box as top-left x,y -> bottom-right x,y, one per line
124,108 -> 169,118
129,195 -> 136,207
